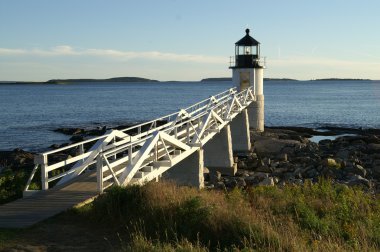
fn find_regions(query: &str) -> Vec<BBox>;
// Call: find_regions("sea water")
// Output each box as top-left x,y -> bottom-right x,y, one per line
0,80 -> 379,151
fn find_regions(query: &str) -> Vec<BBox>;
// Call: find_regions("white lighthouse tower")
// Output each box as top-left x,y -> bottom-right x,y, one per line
230,29 -> 265,132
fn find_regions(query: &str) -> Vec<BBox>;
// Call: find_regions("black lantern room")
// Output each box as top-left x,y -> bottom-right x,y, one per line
230,29 -> 262,68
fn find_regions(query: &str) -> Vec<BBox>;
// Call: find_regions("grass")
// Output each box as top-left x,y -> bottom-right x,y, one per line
0,179 -> 379,251
74,179 -> 379,251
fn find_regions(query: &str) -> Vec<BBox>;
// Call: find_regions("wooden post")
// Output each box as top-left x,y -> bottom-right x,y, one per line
113,136 -> 117,160
186,122 -> 190,144
96,154 -> 104,193
38,154 -> 49,190
128,141 -> 133,166
79,144 -> 85,168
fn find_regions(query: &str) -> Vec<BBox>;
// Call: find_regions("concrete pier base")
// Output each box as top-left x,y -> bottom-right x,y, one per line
248,94 -> 264,132
230,108 -> 251,153
164,149 -> 204,189
203,125 -> 236,176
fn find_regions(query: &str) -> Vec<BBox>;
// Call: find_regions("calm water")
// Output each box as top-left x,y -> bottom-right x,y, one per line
1,80 -> 379,151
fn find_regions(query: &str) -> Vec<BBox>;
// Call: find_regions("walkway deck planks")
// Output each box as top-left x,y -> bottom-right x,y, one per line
0,171 -> 98,228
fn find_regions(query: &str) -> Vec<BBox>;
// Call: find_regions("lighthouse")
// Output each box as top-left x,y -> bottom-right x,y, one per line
230,29 -> 265,132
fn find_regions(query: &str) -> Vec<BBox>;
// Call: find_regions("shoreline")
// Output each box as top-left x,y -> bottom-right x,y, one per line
0,124 -> 379,205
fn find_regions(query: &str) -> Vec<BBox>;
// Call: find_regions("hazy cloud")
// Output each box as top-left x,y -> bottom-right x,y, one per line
0,45 -> 226,64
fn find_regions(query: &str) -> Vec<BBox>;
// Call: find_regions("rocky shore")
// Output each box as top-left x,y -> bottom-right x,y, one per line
1,126 -> 380,203
206,127 -> 380,194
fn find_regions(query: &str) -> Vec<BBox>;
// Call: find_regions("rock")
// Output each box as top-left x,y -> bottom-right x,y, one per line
351,164 -> 367,177
70,135 -> 84,142
319,139 -> 332,146
259,177 -> 275,186
272,167 -> 289,177
271,161 -> 280,168
253,138 -> 302,157
54,127 -> 84,135
0,149 -> 34,170
371,160 -> 380,179
48,153 -> 72,164
236,177 -> 247,188
225,179 -> 238,188
216,181 -> 226,190
322,158 -> 338,168
347,175 -> 370,187
277,153 -> 288,162
282,172 -> 295,181
368,144 -> 380,153
336,149 -> 350,160
246,160 -> 258,169
237,160 -> 247,169
305,168 -> 319,178
288,178 -> 304,185
255,166 -> 272,173
293,167 -> 303,175
250,172 -> 269,180
244,176 -> 258,186
49,144 -> 60,149
205,184 -> 215,189
210,171 -> 222,183
262,157 -> 271,166
235,170 -> 249,177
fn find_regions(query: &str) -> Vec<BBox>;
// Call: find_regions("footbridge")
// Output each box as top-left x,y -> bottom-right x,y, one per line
0,86 -> 258,228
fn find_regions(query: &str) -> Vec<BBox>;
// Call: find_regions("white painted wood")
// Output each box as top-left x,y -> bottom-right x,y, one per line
27,86 -> 260,194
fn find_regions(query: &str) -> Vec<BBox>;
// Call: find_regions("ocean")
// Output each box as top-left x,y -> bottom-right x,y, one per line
0,80 -> 379,151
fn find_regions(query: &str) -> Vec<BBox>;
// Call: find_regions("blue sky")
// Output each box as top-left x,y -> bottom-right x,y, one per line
1,0 -> 380,81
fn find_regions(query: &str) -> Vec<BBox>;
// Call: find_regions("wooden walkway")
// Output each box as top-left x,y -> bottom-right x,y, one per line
0,171 -> 99,229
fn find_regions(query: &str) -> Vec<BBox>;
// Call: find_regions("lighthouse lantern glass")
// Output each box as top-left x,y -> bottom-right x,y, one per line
245,46 -> 251,55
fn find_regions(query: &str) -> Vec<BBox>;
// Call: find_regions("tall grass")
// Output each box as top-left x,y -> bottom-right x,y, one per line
78,180 -> 380,251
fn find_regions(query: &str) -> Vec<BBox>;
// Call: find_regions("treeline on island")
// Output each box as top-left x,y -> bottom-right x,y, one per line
46,76 -> 159,84
201,78 -> 372,82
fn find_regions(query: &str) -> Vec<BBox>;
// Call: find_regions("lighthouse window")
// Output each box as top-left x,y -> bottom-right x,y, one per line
245,47 -> 251,54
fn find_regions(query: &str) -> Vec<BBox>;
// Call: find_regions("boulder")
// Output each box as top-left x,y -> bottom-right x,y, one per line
244,176 -> 258,186
236,177 -> 247,188
237,160 -> 247,169
322,158 -> 339,168
69,135 -> 84,143
276,153 -> 288,162
368,144 -> 380,153
350,164 -> 367,177
255,166 -> 272,173
54,127 -> 84,135
258,177 -> 275,186
216,181 -> 226,190
225,179 -> 238,188
253,138 -> 302,157
371,160 -> 380,179
210,171 -> 222,183
347,175 -> 370,187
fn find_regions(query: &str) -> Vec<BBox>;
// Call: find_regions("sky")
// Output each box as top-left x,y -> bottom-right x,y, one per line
1,0 -> 380,81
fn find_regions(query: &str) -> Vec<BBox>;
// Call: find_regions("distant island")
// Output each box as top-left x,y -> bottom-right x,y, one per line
0,77 -> 375,84
0,77 -> 158,85
201,78 -> 299,82
46,77 -> 159,84
311,78 -> 371,81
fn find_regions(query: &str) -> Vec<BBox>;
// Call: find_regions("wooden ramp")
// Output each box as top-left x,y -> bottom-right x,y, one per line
0,171 -> 98,229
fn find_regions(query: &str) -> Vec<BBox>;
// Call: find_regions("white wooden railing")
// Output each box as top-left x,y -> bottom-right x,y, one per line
24,87 -> 256,195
